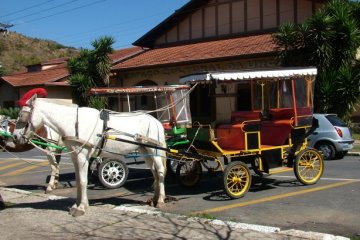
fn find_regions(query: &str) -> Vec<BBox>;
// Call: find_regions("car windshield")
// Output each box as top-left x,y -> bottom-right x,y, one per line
325,115 -> 347,127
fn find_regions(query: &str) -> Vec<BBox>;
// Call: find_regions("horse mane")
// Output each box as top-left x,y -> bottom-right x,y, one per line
18,88 -> 47,107
37,98 -> 78,108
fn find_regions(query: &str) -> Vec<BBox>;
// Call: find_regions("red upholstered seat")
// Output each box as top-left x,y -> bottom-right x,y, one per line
216,123 -> 245,150
261,121 -> 292,145
162,122 -> 172,131
231,111 -> 260,124
260,107 -> 311,145
216,111 -> 261,150
260,108 -> 294,145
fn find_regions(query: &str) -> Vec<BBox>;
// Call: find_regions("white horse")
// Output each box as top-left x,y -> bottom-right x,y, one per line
1,114 -> 64,193
13,95 -> 167,217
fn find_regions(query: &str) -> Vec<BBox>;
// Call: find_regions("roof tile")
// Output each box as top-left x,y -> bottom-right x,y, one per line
1,47 -> 143,87
2,67 -> 69,87
113,34 -> 277,70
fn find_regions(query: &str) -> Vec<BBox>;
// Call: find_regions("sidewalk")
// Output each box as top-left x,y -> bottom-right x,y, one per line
0,187 -> 349,240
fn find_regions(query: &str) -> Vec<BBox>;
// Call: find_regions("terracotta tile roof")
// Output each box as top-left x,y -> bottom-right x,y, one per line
1,47 -> 143,88
113,34 -> 277,70
45,81 -> 69,86
42,57 -> 69,65
1,67 -> 69,87
109,47 -> 144,64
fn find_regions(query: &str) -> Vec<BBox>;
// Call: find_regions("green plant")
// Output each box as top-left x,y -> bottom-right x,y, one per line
88,96 -> 108,110
274,0 -> 360,118
0,107 -> 20,119
68,36 -> 114,107
192,213 -> 216,220
353,133 -> 360,140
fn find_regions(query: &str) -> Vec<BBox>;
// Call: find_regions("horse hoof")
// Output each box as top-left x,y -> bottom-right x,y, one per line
155,201 -> 165,209
69,207 -> 85,217
146,198 -> 156,207
45,188 -> 53,194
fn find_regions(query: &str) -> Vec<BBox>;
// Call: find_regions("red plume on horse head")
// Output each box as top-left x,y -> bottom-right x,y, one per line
17,88 -> 48,107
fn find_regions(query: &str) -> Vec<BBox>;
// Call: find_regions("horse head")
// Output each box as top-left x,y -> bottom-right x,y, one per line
14,93 -> 45,145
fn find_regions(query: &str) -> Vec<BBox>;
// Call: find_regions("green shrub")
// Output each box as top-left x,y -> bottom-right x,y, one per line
0,107 -> 20,119
88,96 -> 108,110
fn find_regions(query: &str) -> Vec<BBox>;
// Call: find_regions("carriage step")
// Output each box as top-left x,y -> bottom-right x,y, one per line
269,167 -> 292,174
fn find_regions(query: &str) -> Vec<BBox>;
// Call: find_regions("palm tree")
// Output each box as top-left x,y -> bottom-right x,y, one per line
67,36 -> 114,108
274,0 -> 360,119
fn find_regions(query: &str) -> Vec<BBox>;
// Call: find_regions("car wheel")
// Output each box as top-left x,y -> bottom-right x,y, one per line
315,142 -> 335,160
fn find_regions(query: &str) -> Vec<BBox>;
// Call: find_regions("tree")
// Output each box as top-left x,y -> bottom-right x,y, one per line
67,36 -> 114,108
274,0 -> 360,120
0,66 -> 4,77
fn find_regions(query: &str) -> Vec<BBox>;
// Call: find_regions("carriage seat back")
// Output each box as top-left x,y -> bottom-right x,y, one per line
216,123 -> 245,150
231,111 -> 260,124
269,107 -> 312,122
261,107 -> 312,145
217,111 -> 261,150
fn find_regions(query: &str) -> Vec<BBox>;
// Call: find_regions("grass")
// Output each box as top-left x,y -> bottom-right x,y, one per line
352,133 -> 360,152
353,133 -> 360,140
352,144 -> 360,152
192,213 -> 216,220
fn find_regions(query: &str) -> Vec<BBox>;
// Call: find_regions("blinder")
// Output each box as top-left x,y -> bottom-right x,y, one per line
17,105 -> 35,141
18,106 -> 32,123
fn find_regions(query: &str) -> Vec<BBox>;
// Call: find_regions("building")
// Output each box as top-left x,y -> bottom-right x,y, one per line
109,0 -> 326,123
1,0 -> 328,123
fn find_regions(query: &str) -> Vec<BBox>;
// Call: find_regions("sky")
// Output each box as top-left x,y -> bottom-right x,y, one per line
0,0 -> 189,49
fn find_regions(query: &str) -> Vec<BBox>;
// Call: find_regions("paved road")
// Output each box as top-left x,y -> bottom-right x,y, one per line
0,149 -> 359,239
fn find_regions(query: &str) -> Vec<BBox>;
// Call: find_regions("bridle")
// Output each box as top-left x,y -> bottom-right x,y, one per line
16,105 -> 36,142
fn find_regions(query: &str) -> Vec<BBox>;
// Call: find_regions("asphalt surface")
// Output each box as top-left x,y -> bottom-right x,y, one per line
0,147 -> 359,239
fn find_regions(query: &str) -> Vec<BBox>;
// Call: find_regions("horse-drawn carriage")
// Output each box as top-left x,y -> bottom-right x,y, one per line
4,67 -> 323,216
173,67 -> 323,198
91,67 -> 324,199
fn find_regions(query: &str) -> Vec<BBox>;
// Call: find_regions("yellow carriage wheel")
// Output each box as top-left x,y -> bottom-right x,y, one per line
294,148 -> 324,185
223,161 -> 251,199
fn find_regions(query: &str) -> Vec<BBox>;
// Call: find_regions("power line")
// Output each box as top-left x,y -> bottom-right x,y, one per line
53,10 -> 169,42
21,0 -> 108,24
7,0 -> 81,22
0,0 -> 55,18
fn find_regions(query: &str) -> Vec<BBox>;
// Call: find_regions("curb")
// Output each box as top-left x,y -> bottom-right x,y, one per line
347,152 -> 360,156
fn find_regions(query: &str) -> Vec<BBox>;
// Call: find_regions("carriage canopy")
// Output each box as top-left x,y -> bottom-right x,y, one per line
180,67 -> 317,127
89,85 -> 192,127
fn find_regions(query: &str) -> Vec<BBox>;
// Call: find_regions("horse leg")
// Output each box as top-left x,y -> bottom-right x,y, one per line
69,147 -> 90,217
153,152 -> 166,208
145,148 -> 166,208
45,150 -> 61,193
147,163 -> 159,207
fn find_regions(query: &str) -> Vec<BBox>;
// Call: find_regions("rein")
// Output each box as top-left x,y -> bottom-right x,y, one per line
17,103 -> 101,157
0,140 -> 52,167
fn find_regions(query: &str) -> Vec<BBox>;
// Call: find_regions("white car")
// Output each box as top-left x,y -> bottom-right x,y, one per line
308,114 -> 354,160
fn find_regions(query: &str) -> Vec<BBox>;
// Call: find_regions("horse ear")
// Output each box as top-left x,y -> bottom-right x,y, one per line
26,93 -> 37,106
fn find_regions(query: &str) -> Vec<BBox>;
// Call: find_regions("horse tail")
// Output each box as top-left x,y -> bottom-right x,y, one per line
161,141 -> 167,177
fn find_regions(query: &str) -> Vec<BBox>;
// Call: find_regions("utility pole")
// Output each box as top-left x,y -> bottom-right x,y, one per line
0,23 -> 14,37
